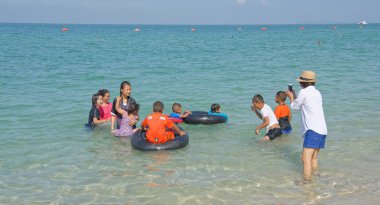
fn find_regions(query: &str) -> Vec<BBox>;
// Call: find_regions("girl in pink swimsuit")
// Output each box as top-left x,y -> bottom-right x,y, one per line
98,89 -> 113,120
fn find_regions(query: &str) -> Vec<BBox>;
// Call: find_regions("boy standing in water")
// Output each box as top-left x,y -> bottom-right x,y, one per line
287,71 -> 327,182
274,91 -> 292,134
251,95 -> 282,142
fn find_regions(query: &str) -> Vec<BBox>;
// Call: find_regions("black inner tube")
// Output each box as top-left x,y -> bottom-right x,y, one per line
131,127 -> 189,151
183,111 -> 227,125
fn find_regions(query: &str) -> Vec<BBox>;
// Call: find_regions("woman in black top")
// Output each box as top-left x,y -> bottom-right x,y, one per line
111,81 -> 137,130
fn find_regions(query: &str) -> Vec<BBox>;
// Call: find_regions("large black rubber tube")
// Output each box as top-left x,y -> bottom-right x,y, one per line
183,111 -> 227,125
131,127 -> 189,151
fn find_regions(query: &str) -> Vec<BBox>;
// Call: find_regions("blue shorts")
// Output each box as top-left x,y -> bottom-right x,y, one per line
303,130 -> 326,149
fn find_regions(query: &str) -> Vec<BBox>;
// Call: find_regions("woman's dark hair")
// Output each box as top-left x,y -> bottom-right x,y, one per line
97,89 -> 109,97
211,103 -> 220,112
300,82 -> 315,88
127,103 -> 140,114
119,81 -> 131,97
92,94 -> 99,106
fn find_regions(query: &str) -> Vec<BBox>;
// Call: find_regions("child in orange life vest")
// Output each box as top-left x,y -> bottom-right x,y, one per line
141,101 -> 186,144
274,91 -> 292,134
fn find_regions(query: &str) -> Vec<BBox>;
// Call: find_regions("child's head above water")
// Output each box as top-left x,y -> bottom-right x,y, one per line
210,103 -> 221,113
275,91 -> 287,104
252,94 -> 264,109
92,94 -> 103,107
98,89 -> 110,103
153,101 -> 164,113
172,103 -> 182,114
127,103 -> 140,115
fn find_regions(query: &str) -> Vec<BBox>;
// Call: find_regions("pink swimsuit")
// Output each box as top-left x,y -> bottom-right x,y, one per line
99,103 -> 112,120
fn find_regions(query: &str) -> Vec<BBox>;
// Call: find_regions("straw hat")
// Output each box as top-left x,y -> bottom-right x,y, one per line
297,70 -> 316,82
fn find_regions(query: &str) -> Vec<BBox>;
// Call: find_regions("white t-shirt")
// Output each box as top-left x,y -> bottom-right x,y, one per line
290,86 -> 327,135
259,104 -> 279,131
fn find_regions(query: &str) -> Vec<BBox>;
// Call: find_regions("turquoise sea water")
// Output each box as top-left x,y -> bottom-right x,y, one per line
1,23 -> 380,204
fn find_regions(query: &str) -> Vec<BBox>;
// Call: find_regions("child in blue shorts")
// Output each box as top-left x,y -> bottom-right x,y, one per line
287,71 -> 327,182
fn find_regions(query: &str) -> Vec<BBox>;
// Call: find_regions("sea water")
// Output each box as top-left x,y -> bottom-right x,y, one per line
0,23 -> 379,204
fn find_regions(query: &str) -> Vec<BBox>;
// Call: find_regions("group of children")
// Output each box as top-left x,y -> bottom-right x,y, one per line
87,81 -> 226,143
88,85 -> 290,143
88,85 -> 291,144
88,70 -> 327,182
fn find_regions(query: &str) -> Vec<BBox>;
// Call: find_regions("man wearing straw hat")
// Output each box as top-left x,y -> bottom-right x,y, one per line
287,71 -> 327,182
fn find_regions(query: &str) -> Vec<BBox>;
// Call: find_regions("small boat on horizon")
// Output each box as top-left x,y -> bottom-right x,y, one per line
357,20 -> 368,25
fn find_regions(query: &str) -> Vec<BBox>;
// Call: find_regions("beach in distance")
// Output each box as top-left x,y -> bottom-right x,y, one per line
0,23 -> 380,204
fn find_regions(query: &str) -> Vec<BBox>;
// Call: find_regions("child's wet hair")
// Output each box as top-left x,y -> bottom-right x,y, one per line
172,103 -> 182,112
211,103 -> 220,112
127,103 -> 140,115
153,101 -> 164,112
91,94 -> 100,106
252,95 -> 264,103
276,91 -> 287,102
97,89 -> 110,97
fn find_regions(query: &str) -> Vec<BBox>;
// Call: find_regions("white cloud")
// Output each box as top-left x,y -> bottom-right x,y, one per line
260,0 -> 270,6
236,0 -> 271,6
236,0 -> 246,5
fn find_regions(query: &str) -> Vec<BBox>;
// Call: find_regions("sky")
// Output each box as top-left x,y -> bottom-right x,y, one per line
0,0 -> 379,25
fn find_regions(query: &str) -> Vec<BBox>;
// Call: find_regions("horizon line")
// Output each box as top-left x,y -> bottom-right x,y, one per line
1,21 -> 378,26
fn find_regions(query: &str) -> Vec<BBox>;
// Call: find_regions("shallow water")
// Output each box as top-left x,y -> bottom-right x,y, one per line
0,23 -> 379,204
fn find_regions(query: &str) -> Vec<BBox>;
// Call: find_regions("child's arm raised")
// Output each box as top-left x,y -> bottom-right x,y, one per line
115,96 -> 127,115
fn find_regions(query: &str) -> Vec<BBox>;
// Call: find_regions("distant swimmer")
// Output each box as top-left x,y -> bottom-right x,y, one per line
191,28 -> 196,32
61,28 -> 69,32
261,27 -> 267,31
317,40 -> 321,45
299,26 -> 305,30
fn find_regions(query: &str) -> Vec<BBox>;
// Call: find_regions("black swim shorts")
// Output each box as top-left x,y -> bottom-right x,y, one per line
266,128 -> 282,140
